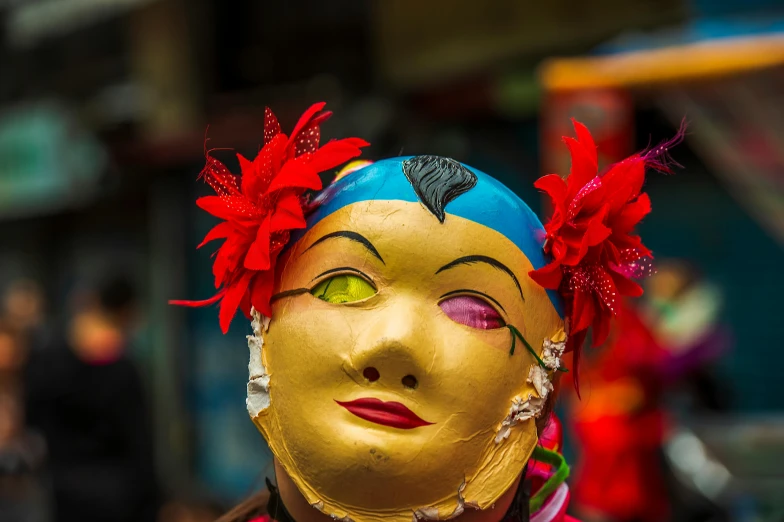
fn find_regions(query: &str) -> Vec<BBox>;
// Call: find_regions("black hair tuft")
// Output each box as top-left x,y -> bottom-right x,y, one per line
402,155 -> 477,223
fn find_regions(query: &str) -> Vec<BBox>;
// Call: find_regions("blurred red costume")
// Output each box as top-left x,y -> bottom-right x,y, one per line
570,304 -> 671,522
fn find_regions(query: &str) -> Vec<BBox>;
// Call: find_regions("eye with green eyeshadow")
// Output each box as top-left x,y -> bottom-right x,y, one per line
311,268 -> 377,304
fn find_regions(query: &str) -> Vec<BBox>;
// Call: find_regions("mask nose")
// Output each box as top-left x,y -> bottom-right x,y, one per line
360,361 -> 420,389
349,299 -> 434,391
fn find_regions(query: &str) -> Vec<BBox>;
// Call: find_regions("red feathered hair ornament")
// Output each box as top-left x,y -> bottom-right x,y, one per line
171,103 -> 369,333
529,119 -> 684,385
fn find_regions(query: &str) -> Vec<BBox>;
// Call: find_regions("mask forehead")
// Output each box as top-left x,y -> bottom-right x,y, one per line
299,157 -> 563,316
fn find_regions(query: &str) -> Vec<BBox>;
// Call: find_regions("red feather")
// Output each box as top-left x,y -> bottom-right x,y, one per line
197,222 -> 233,248
263,107 -> 281,145
529,119 -> 683,389
289,102 -> 327,140
244,215 -> 272,271
171,103 -> 369,333
266,161 -> 322,194
250,273 -> 275,318
219,272 -> 253,334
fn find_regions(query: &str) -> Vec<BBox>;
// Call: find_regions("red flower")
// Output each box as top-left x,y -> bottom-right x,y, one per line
529,119 -> 682,363
171,103 -> 369,333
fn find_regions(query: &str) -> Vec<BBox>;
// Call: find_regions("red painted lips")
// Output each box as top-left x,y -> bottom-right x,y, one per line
336,397 -> 434,429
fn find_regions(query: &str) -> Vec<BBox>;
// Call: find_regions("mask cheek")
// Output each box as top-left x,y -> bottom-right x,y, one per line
439,296 -> 504,330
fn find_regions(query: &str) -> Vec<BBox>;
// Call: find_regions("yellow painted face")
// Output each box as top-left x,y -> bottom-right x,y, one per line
250,200 -> 563,522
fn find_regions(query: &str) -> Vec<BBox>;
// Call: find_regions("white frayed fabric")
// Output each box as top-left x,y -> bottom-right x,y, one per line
541,337 -> 566,371
495,394 -> 545,443
413,481 -> 467,520
527,365 -> 553,400
413,507 -> 440,520
495,332 -> 567,444
246,309 -> 272,416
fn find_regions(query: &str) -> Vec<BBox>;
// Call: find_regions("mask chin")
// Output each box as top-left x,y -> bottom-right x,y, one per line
254,392 -> 539,522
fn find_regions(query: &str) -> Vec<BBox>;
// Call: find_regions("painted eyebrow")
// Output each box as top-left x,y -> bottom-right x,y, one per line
303,231 -> 385,264
435,255 -> 524,301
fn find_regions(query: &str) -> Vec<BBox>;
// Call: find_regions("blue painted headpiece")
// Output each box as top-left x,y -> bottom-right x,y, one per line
298,157 -> 563,315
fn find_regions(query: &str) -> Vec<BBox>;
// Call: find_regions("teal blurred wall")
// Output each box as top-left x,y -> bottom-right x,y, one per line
641,154 -> 784,411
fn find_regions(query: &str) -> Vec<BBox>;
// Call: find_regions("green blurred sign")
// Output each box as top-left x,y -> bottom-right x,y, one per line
0,102 -> 106,217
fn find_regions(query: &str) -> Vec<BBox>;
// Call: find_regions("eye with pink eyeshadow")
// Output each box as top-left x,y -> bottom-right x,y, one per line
439,294 -> 506,330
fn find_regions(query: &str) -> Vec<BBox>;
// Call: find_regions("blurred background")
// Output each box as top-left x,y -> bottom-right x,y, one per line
0,0 -> 782,521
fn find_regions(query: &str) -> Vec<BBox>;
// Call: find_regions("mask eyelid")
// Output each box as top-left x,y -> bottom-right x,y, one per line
310,271 -> 378,304
438,292 -> 507,330
309,266 -> 377,291
438,289 -> 508,316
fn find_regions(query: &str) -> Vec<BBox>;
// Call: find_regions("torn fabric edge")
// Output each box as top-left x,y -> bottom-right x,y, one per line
247,308 -> 272,416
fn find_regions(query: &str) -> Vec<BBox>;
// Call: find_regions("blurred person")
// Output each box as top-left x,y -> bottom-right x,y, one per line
0,321 -> 50,522
0,319 -> 27,377
568,262 -> 732,522
642,261 -> 732,412
642,262 -> 732,522
25,274 -> 160,522
158,496 -> 226,522
568,303 -> 671,522
2,280 -> 48,353
0,381 -> 50,522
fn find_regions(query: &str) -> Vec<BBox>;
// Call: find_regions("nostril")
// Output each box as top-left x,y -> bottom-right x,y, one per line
363,367 -> 380,382
401,375 -> 418,389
